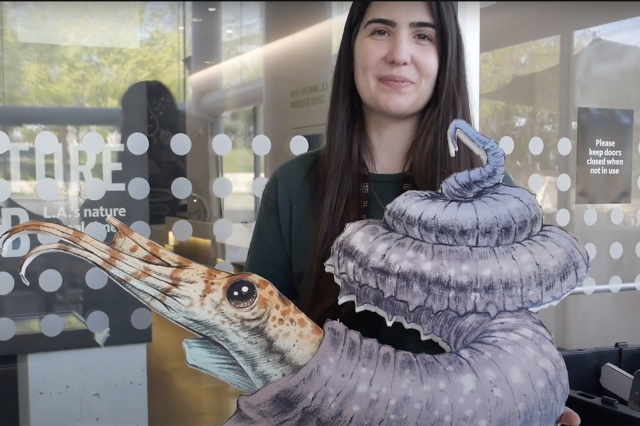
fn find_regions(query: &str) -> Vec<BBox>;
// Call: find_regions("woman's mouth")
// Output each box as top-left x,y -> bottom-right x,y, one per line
379,76 -> 412,88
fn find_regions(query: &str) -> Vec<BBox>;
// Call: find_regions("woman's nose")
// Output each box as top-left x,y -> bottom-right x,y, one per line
385,36 -> 411,66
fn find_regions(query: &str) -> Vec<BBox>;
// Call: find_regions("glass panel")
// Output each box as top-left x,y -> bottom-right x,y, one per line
221,1 -> 264,88
332,1 -> 352,56
0,2 -> 349,424
479,3 -> 640,349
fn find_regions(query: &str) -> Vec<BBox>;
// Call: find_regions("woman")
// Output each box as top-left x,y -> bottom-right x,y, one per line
245,2 -> 579,425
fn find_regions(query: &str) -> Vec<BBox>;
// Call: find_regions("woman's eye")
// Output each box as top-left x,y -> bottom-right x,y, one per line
372,29 -> 389,37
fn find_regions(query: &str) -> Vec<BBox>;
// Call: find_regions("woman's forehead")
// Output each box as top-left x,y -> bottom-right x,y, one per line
361,2 -> 435,26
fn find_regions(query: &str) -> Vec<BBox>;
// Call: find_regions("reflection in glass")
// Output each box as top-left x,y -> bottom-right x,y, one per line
479,3 -> 640,351
480,4 -> 640,286
0,2 -> 355,424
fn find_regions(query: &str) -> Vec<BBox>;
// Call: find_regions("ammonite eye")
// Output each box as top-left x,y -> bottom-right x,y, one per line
226,279 -> 258,309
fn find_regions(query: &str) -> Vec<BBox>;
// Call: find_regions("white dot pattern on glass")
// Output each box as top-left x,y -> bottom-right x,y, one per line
212,177 -> 233,198
0,179 -> 11,202
130,221 -> 151,238
252,135 -> 271,156
36,178 -> 60,201
636,242 -> 640,258
610,242 -> 623,259
252,177 -> 268,197
584,243 -> 596,260
635,275 -> 640,291
87,311 -> 110,333
35,131 -> 58,155
556,174 -> 571,192
86,267 -> 109,290
637,176 -> 640,190
0,131 -> 9,154
213,218 -> 234,241
215,261 -> 234,273
212,134 -> 232,156
527,174 -> 542,192
290,135 -> 309,156
528,137 -> 543,156
171,177 -> 192,199
41,314 -> 64,337
38,234 -> 59,245
81,131 -> 105,155
172,220 -> 193,241
498,136 -> 514,155
555,209 -> 570,227
582,277 -> 596,295
557,137 -> 572,156
170,133 -> 191,155
131,308 -> 152,330
85,221 -> 107,242
39,269 -> 62,292
84,178 -> 106,201
0,318 -> 16,341
128,177 -> 150,200
610,208 -> 624,225
127,132 -> 149,155
583,209 -> 597,226
609,276 -> 623,293
0,272 -> 14,296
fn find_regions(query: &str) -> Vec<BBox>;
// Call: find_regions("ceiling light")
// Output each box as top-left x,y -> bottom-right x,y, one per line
226,29 -> 233,34
208,7 -> 216,11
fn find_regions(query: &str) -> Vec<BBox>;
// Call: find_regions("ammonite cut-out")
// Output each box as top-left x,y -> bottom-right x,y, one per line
0,119 -> 589,425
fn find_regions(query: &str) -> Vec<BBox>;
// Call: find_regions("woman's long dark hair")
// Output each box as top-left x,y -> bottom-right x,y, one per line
301,2 -> 481,325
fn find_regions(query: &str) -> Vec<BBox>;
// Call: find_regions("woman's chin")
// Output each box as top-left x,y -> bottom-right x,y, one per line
375,107 -> 422,121
365,99 -> 423,121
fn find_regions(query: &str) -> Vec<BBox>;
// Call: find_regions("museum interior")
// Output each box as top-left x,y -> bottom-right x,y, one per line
1,1 -> 640,425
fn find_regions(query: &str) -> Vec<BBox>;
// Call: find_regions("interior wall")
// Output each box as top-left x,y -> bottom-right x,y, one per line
18,344 -> 148,426
262,1 -> 333,176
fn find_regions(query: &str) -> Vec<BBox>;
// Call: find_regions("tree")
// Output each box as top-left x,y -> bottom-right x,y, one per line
2,2 -> 185,108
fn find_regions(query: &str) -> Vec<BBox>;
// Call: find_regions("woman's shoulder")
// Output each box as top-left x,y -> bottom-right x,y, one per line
273,148 -> 322,177
257,148 -> 322,214
266,148 -> 322,195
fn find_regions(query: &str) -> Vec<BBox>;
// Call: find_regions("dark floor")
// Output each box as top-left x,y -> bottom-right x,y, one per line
0,355 -> 19,426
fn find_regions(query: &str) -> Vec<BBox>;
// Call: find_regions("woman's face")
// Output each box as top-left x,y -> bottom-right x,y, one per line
353,2 -> 439,121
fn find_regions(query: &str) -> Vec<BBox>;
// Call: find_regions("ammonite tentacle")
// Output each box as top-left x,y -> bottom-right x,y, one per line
225,317 -> 567,426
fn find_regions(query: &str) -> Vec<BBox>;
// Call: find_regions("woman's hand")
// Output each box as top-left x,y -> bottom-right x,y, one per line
557,406 -> 581,426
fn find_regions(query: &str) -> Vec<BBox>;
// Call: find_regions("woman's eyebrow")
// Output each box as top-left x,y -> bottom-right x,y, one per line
363,18 -> 435,30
